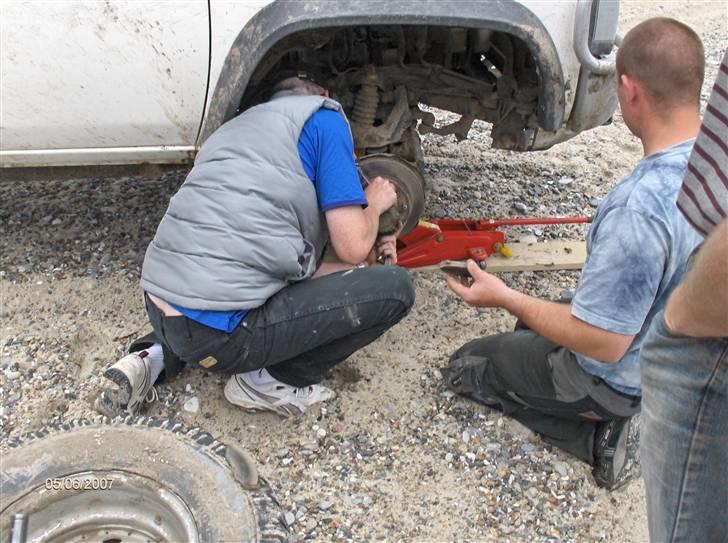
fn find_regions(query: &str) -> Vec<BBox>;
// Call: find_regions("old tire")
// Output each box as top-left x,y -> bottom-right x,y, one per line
0,417 -> 290,542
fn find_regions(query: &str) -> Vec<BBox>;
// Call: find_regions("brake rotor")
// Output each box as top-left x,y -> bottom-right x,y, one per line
359,154 -> 426,236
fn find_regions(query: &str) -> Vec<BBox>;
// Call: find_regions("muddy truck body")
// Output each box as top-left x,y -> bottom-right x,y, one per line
1,0 -> 620,170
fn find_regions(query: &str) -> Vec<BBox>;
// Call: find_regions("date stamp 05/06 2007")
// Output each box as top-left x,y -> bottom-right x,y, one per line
44,477 -> 114,491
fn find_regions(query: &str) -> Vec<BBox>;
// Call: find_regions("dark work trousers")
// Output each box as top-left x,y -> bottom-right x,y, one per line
131,266 -> 415,387
445,330 -> 641,464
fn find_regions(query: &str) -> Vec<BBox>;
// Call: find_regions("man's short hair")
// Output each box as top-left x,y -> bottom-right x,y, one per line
271,76 -> 325,97
616,17 -> 704,110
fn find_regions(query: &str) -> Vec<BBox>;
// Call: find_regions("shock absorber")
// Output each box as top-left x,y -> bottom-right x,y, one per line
351,65 -> 379,126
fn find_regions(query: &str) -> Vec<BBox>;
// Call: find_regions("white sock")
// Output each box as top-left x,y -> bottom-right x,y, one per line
246,368 -> 279,387
137,343 -> 164,383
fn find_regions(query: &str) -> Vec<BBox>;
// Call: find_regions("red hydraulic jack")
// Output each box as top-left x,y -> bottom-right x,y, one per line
396,216 -> 591,268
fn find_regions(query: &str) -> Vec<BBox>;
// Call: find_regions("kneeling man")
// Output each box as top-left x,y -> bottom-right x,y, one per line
444,18 -> 704,489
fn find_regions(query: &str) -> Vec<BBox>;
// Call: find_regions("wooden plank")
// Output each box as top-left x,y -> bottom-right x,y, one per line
413,240 -> 586,273
485,240 -> 586,272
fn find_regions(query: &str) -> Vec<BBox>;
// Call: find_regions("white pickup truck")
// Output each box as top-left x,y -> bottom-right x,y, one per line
1,0 -> 621,169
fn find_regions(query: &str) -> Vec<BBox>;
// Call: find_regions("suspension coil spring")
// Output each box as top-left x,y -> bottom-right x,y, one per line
351,73 -> 379,126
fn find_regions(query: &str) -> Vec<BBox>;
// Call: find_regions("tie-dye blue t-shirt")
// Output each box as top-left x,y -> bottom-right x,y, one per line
572,140 -> 702,396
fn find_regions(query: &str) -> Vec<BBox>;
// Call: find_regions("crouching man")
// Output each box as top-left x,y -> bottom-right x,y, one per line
443,18 -> 704,489
96,75 -> 415,417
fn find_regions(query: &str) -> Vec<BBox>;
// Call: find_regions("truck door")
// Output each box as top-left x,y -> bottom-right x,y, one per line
1,0 -> 209,166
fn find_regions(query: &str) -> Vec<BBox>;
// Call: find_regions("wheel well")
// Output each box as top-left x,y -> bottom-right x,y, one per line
241,25 -> 542,156
201,1 -> 565,146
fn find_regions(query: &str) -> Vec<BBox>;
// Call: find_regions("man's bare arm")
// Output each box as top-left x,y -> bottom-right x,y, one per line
325,205 -> 382,264
325,176 -> 396,264
447,260 -> 635,363
664,217 -> 728,337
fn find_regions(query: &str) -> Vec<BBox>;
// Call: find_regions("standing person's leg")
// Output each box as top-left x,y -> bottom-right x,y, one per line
445,330 -> 639,487
640,313 -> 728,543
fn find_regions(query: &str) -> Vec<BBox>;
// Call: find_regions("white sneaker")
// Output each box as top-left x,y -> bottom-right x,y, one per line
94,353 -> 158,417
224,372 -> 335,417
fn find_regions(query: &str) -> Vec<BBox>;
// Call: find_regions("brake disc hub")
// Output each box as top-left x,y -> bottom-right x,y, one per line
359,154 -> 426,236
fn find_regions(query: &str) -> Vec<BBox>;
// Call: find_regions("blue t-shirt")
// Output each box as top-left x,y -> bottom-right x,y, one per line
572,140 -> 702,395
171,108 -> 366,332
297,109 -> 368,211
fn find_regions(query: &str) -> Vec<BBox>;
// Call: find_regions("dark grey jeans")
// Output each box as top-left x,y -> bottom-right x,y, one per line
135,266 -> 415,387
445,330 -> 640,463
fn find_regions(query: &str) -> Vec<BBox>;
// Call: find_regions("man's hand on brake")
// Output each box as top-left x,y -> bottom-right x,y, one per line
364,235 -> 398,265
326,176 -> 397,265
364,176 -> 397,214
375,234 -> 398,265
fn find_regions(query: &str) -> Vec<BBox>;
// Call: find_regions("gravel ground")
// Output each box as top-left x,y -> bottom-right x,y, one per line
1,2 -> 725,541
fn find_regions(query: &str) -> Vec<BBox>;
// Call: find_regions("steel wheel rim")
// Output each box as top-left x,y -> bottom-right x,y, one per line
3,470 -> 199,543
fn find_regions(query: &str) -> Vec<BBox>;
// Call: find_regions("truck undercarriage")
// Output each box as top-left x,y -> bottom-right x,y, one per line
240,25 -> 542,166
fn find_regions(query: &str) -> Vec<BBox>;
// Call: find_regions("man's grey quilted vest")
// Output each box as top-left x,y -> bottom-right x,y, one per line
140,93 -> 347,310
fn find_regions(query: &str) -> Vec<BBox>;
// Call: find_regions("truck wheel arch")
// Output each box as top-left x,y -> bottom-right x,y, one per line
200,0 -> 565,144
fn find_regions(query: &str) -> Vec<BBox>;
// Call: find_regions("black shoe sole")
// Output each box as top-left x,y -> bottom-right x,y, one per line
593,419 -> 631,491
613,421 -> 629,476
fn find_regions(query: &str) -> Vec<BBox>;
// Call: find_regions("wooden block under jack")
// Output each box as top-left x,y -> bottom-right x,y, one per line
418,240 -> 587,273
485,240 -> 586,272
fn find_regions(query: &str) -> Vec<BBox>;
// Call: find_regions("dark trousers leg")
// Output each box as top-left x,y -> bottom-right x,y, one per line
445,330 -> 639,464
143,266 -> 415,387
254,266 -> 415,386
128,330 -> 184,384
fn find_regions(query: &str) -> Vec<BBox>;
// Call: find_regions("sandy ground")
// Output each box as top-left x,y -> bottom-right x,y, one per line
1,2 -> 726,541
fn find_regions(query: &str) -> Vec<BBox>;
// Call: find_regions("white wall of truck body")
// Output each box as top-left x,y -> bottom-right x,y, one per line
0,0 -> 589,168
